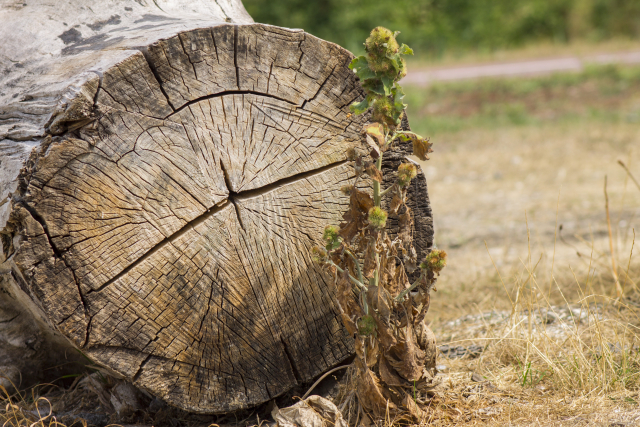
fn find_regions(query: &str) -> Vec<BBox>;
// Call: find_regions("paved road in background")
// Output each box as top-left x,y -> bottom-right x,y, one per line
404,50 -> 640,86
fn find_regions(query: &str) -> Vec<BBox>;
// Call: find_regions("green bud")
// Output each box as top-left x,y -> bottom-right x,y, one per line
311,246 -> 328,264
397,162 -> 417,187
368,207 -> 388,230
323,225 -> 340,242
365,27 -> 399,56
371,97 -> 397,128
358,314 -> 377,336
323,225 -> 342,250
364,27 -> 401,76
366,52 -> 392,74
420,249 -> 447,274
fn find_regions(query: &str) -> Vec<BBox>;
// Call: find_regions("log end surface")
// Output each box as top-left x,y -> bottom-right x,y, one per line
1,3 -> 434,413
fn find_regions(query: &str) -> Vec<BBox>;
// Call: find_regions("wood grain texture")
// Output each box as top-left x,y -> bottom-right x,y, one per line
0,1 -> 434,414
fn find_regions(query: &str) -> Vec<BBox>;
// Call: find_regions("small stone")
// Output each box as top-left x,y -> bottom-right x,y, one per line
471,372 -> 484,382
467,344 -> 484,358
148,397 -> 166,413
542,311 -> 558,324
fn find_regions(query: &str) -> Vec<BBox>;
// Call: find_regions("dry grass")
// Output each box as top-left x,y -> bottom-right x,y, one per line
1,384 -> 70,427
424,119 -> 640,324
402,68 -> 640,424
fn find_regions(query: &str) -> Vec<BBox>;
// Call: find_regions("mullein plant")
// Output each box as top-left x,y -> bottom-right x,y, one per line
312,27 -> 447,421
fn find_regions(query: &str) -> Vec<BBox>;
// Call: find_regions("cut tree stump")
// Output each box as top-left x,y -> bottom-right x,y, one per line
0,0 -> 434,414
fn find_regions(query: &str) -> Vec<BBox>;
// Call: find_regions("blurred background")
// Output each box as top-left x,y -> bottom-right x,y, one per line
244,0 -> 640,57
246,0 -> 640,324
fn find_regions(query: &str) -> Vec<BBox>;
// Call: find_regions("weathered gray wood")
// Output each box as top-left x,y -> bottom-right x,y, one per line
0,0 -> 434,414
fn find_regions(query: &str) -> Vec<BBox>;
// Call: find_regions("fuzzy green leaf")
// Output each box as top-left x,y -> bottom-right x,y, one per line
383,53 -> 401,76
381,75 -> 394,96
350,96 -> 371,115
387,86 -> 406,124
392,85 -> 406,110
363,79 -> 385,96
350,56 -> 377,81
399,44 -> 414,56
349,56 -> 366,71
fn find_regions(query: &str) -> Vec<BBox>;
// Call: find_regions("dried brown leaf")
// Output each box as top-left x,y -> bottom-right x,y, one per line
398,207 -> 417,271
380,236 -> 398,290
384,262 -> 397,294
402,392 -> 426,421
402,296 -> 414,325
343,255 -> 355,278
335,269 -> 362,335
379,247 -> 388,284
390,262 -> 410,298
413,291 -> 431,326
371,310 -> 397,350
330,250 -> 342,266
412,136 -> 433,161
355,336 -> 379,368
340,312 -> 358,336
398,206 -> 413,245
340,189 -> 374,242
355,359 -> 395,417
415,321 -> 438,372
387,326 -> 426,381
363,123 -> 385,147
365,135 -> 380,160
362,238 -> 377,279
389,192 -> 402,215
364,162 -> 383,183
379,354 -> 407,387
367,285 -> 391,321
404,245 -> 418,273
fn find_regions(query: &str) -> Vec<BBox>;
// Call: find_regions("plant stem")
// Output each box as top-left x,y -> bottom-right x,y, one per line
360,288 -> 368,315
328,261 -> 367,290
373,154 -> 383,206
373,181 -> 381,207
345,249 -> 364,284
395,273 -> 425,302
380,186 -> 394,197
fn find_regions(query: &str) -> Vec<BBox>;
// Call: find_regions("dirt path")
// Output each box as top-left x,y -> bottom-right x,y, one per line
404,50 -> 640,85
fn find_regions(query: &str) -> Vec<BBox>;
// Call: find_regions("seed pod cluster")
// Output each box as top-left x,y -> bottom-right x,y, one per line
397,162 -> 418,187
420,249 -> 447,275
368,206 -> 388,229
323,225 -> 342,250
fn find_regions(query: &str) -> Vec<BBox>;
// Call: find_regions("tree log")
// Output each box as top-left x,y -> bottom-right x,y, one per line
0,0 -> 434,414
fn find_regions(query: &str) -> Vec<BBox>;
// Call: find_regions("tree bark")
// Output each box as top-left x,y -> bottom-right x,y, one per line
0,0 -> 434,414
